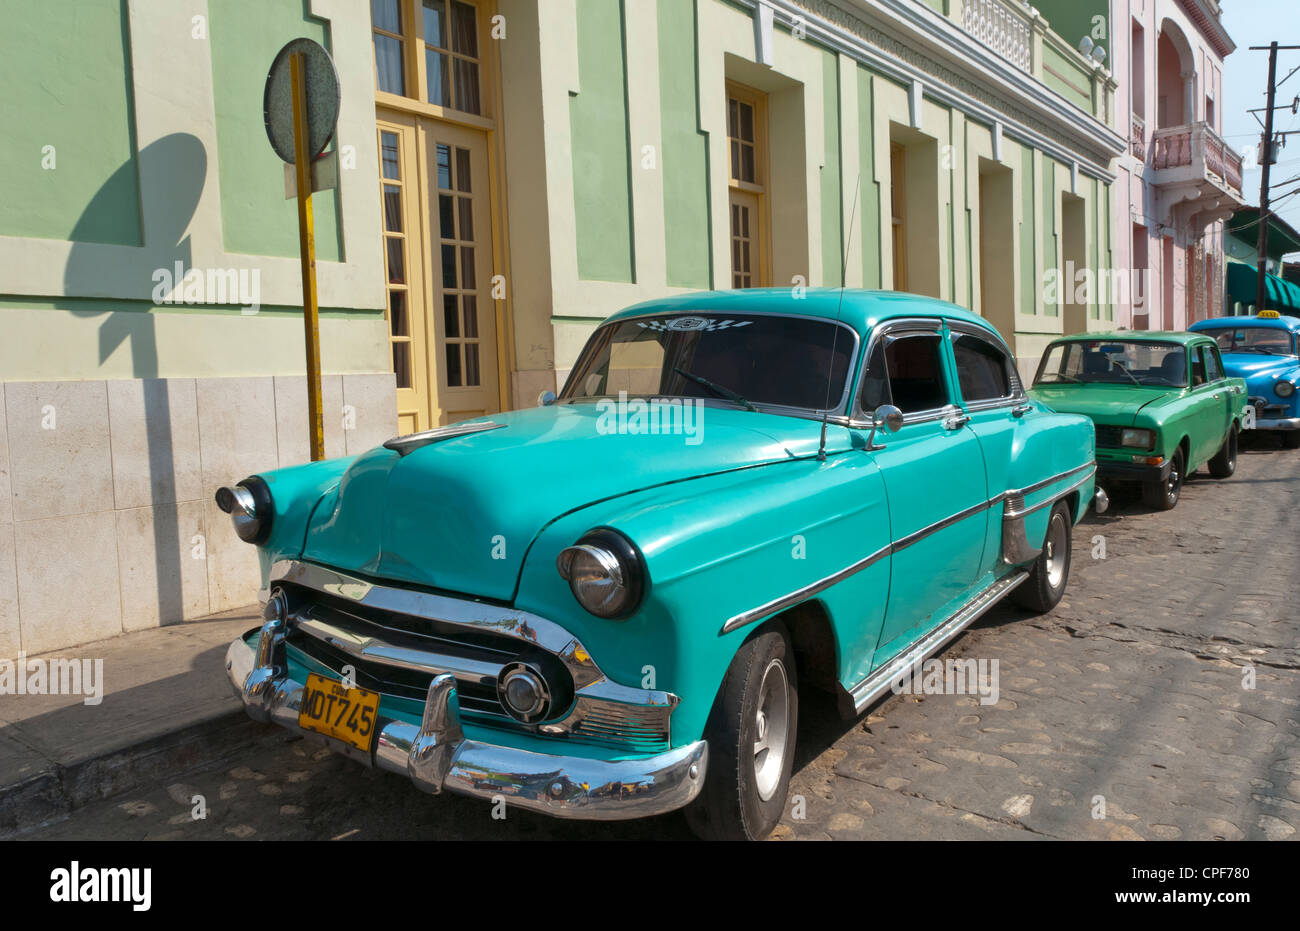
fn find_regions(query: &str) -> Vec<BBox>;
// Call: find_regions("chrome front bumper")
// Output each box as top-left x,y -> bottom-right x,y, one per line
1256,416 -> 1300,431
225,626 -> 708,821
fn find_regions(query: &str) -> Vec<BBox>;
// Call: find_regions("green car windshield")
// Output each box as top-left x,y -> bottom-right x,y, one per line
562,312 -> 854,412
1035,340 -> 1188,388
1205,327 -> 1297,356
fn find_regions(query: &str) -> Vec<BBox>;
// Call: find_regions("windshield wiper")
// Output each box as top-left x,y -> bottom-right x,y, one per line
672,367 -> 757,411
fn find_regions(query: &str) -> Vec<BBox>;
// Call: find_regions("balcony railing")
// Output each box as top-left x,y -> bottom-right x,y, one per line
962,0 -> 1032,71
1150,122 -> 1243,197
1131,112 -> 1146,161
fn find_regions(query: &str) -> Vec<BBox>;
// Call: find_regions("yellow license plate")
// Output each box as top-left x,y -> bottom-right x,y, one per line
298,673 -> 380,753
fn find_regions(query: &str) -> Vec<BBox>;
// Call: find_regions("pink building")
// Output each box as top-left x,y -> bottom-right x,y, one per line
1112,0 -> 1244,330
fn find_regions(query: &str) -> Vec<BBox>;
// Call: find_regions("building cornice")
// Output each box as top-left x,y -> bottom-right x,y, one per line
760,0 -> 1123,181
1176,0 -> 1235,59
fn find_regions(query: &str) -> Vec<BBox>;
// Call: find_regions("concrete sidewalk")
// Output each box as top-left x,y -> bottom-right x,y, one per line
0,607 -> 273,836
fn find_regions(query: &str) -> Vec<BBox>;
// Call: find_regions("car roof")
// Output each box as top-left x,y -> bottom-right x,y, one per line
1046,330 -> 1210,347
604,288 -> 1003,340
1189,314 -> 1300,333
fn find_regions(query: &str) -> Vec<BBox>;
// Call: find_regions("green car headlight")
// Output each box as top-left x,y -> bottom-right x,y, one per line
1275,380 -> 1296,399
556,528 -> 646,619
215,477 -> 273,544
1121,428 -> 1156,449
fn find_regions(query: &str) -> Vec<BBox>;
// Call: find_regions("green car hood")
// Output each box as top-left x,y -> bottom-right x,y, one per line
302,403 -> 832,600
1028,384 -> 1172,426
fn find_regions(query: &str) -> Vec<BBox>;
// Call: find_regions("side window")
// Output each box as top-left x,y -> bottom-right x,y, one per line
1205,345 -> 1224,381
1191,347 -> 1208,386
858,340 -> 890,413
883,332 -> 948,414
952,332 -> 1014,402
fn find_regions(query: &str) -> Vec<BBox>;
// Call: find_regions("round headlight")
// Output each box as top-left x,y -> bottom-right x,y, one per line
1275,380 -> 1296,399
215,477 -> 273,544
556,529 -> 646,619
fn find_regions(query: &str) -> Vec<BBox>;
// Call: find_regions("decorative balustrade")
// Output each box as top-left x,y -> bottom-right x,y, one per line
961,0 -> 1032,71
1149,122 -> 1244,201
1131,113 -> 1146,161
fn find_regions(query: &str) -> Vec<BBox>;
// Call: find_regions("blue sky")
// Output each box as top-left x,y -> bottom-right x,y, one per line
1220,0 -> 1300,242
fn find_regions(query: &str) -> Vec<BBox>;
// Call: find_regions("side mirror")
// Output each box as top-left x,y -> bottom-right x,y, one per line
538,390 -> 557,407
873,404 -> 904,433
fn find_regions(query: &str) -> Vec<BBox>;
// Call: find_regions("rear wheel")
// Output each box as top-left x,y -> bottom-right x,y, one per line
1208,425 -> 1238,478
685,626 -> 798,841
1141,446 -> 1184,510
1010,500 -> 1072,613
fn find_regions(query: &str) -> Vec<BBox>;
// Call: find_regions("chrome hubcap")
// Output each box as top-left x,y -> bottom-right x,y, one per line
1045,512 -> 1067,590
1168,458 -> 1181,502
753,659 -> 790,802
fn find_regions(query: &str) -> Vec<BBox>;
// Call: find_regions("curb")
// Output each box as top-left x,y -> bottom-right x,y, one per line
0,710 -> 277,838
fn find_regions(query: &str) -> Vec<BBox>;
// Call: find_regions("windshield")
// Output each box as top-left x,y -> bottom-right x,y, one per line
1034,340 -> 1188,388
562,312 -> 854,412
1204,327 -> 1296,356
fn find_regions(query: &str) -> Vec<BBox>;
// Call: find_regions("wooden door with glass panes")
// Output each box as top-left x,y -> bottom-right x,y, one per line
726,83 -> 768,288
421,121 -> 498,424
377,118 -> 430,434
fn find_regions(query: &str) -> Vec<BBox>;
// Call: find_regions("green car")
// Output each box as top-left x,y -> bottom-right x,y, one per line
1029,332 -> 1247,510
218,289 -> 1100,840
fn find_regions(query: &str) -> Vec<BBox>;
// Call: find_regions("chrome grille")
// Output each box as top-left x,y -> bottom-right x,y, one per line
568,702 -> 672,753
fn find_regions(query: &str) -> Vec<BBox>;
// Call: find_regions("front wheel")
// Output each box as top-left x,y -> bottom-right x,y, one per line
684,626 -> 798,841
1141,446 -> 1184,510
1010,500 -> 1072,613
1208,424 -> 1237,478
1283,431 -> 1300,450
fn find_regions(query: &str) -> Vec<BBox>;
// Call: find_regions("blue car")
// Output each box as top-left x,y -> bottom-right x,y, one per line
1188,311 -> 1300,449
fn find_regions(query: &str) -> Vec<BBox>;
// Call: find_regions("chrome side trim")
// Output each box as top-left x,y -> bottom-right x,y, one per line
719,462 -> 1095,635
719,543 -> 892,634
1000,465 -> 1096,565
846,570 -> 1030,715
226,637 -> 708,821
892,499 -> 990,553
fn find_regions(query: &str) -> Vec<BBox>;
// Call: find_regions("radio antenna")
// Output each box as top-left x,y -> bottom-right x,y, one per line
818,172 -> 861,462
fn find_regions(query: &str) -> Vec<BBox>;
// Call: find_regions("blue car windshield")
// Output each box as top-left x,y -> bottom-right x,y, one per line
1204,327 -> 1296,356
562,313 -> 855,412
1035,340 -> 1188,387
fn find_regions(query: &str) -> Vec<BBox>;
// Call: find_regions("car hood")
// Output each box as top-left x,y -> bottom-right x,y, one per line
1028,384 -> 1173,426
301,403 -> 832,600
1220,353 -> 1299,390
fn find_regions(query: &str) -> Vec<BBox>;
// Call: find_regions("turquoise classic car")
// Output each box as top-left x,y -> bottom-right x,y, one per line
1188,311 -> 1300,449
219,289 -> 1099,840
1029,332 -> 1247,510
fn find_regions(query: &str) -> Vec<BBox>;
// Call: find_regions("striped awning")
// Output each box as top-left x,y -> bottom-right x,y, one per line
1226,261 -> 1300,311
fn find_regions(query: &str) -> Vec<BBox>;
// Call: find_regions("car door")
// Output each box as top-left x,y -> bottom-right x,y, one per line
1202,343 -> 1238,443
860,319 -> 989,668
1188,343 -> 1225,464
946,322 -> 1029,580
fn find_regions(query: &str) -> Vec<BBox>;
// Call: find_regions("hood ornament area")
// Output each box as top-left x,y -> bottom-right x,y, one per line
383,421 -> 506,456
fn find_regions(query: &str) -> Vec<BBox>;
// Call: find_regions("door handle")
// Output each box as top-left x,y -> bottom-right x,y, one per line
944,413 -> 971,430
1011,403 -> 1032,418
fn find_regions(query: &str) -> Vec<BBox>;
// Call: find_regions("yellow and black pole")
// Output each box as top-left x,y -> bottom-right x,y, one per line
290,51 -> 325,462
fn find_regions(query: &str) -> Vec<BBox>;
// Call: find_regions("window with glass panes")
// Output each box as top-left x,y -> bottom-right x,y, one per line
378,129 -> 413,389
371,0 -> 482,116
435,142 -> 482,387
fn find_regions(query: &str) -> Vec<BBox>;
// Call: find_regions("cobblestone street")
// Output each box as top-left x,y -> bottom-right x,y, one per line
26,434 -> 1300,842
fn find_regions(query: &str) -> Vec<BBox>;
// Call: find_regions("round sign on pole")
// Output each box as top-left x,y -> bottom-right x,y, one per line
263,38 -> 340,163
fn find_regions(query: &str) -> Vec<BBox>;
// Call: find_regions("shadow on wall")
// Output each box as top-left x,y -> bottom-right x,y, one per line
62,132 -> 208,629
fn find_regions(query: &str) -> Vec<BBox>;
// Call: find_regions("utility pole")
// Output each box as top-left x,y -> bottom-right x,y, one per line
1256,42 -> 1279,312
1250,42 -> 1300,311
